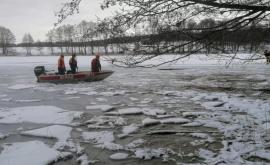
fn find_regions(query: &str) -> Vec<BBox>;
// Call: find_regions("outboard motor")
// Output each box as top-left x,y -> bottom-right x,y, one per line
34,66 -> 45,77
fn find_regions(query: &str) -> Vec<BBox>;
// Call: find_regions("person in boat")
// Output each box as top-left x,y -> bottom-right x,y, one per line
264,50 -> 270,64
69,53 -> 78,74
58,54 -> 66,75
91,54 -> 101,72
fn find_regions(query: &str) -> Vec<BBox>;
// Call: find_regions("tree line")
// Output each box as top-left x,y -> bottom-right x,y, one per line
55,0 -> 270,66
1,15 -> 270,59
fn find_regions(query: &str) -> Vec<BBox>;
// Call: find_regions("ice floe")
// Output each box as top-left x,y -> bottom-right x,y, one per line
85,116 -> 126,128
105,107 -> 166,116
8,84 -> 37,90
82,131 -> 114,144
142,117 -> 190,126
82,131 -> 124,151
15,99 -> 41,102
118,124 -> 139,138
110,153 -> 129,160
21,125 -> 72,143
142,118 -> 160,126
0,106 -> 82,125
160,117 -> 190,124
86,105 -> 115,112
133,148 -> 174,161
0,132 -> 9,140
77,154 -> 98,165
125,139 -> 145,149
1,98 -> 12,102
20,125 -> 76,151
0,141 -> 72,165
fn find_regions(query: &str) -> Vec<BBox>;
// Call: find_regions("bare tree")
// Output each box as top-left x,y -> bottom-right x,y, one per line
75,21 -> 97,54
22,33 -> 34,55
55,27 -> 64,53
35,40 -> 44,55
46,29 -> 55,55
62,24 -> 75,53
0,26 -> 16,55
56,0 -> 270,67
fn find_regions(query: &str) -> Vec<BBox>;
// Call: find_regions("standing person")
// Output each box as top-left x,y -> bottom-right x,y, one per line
58,54 -> 66,75
69,53 -> 78,74
264,50 -> 270,64
91,54 -> 101,72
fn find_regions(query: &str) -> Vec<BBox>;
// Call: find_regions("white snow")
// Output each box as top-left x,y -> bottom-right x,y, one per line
0,106 -> 82,125
133,148 -> 173,160
82,131 -> 124,151
94,142 -> 123,151
0,141 -> 71,165
77,154 -> 98,165
110,153 -> 129,160
82,131 -> 114,144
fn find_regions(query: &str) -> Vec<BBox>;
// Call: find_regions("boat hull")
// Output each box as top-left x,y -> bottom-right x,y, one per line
37,70 -> 113,83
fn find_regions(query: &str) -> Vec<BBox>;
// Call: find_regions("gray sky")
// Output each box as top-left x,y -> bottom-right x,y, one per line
0,0 -> 114,43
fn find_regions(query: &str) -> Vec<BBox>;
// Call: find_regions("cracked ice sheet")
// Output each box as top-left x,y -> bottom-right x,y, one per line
0,106 -> 82,125
186,91 -> 270,124
0,141 -> 71,165
21,125 -> 74,151
21,125 -> 72,142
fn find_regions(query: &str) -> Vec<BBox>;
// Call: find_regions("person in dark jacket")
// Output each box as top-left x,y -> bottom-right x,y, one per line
264,50 -> 270,64
91,54 -> 101,72
69,54 -> 78,74
58,54 -> 66,75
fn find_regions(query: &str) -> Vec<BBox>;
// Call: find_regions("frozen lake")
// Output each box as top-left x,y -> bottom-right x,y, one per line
0,55 -> 270,165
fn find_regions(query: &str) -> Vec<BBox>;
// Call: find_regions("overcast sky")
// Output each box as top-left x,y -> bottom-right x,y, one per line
0,0 -> 114,43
